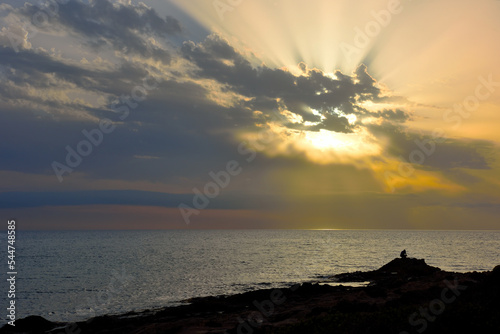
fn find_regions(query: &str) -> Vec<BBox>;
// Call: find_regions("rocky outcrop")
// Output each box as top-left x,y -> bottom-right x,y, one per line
1,259 -> 499,334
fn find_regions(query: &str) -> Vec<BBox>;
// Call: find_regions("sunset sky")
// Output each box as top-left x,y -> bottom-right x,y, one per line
1,0 -> 499,230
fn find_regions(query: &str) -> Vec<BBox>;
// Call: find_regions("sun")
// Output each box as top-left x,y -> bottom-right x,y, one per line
304,129 -> 350,150
303,128 -> 380,158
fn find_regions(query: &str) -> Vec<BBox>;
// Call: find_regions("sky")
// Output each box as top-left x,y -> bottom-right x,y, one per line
0,0 -> 499,230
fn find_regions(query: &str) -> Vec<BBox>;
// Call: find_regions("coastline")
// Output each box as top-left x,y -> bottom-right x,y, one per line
2,258 -> 499,334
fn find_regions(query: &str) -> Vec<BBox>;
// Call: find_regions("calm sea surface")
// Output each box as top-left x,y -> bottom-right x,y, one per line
1,229 -> 499,324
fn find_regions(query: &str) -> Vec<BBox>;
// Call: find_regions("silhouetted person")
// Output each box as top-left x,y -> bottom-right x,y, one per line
400,249 -> 407,259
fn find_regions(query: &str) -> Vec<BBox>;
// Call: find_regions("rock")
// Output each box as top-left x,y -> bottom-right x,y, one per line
3,259 -> 499,334
332,258 -> 440,284
377,258 -> 440,277
0,316 -> 57,334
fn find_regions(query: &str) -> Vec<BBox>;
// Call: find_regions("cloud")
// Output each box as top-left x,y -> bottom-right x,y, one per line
181,35 -> 400,134
0,189 -> 284,211
0,190 -> 190,209
16,0 -> 180,64
0,45 -> 154,99
370,122 -> 494,171
0,0 -> 497,217
368,109 -> 411,122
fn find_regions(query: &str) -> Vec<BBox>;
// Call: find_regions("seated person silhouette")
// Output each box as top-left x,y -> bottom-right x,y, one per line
400,249 -> 407,259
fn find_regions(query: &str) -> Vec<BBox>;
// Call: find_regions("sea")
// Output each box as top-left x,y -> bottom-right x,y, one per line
1,229 -> 499,324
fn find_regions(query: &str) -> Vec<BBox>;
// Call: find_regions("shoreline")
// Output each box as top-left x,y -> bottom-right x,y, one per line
1,258 -> 499,334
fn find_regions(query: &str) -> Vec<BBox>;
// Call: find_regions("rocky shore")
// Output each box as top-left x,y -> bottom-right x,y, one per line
2,258 -> 499,334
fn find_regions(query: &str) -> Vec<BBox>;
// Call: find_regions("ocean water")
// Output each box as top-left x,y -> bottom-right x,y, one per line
1,229 -> 499,324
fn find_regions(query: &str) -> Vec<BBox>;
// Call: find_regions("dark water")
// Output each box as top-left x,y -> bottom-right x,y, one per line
1,229 -> 498,323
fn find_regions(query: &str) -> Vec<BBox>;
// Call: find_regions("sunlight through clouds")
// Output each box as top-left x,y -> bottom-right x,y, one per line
1,0 -> 499,229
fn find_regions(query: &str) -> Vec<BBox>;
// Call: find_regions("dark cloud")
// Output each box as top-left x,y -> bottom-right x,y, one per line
0,0 -> 496,219
369,109 -> 411,122
370,122 -> 494,170
441,168 -> 481,185
0,190 -> 189,209
424,139 -> 493,170
0,24 -> 493,188
182,35 -> 395,133
0,190 -> 284,211
17,0 -> 180,64
0,46 -> 151,97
